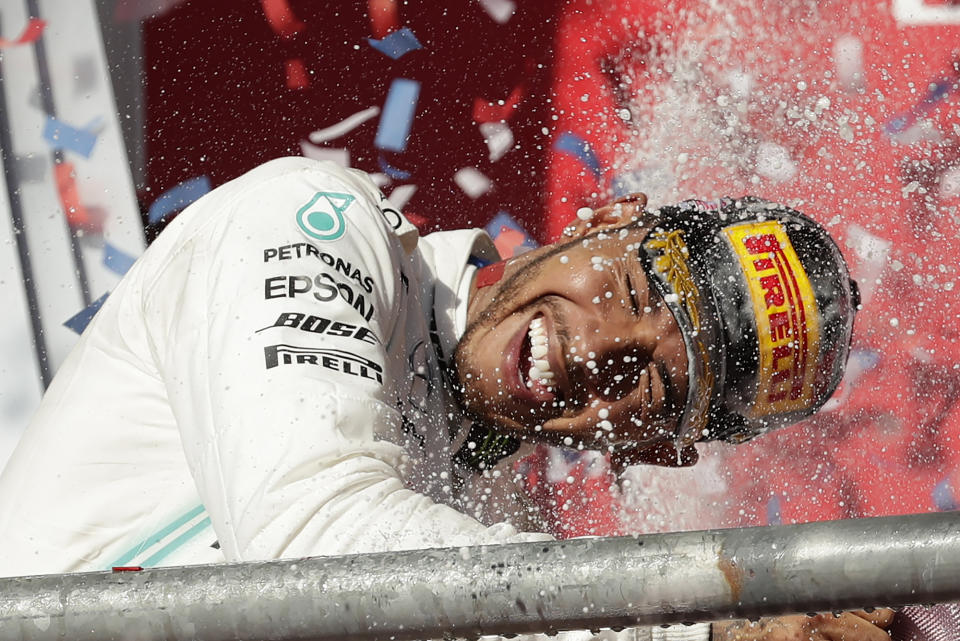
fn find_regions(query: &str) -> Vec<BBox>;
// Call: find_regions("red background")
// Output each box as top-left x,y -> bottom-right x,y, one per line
140,0 -> 960,535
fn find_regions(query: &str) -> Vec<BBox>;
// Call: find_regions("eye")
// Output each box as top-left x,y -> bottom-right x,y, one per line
625,273 -> 641,316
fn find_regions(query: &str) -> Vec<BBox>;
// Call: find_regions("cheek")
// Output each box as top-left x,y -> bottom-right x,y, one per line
553,263 -> 594,298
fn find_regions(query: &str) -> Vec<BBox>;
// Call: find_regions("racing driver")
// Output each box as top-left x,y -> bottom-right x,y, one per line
0,157 -> 878,640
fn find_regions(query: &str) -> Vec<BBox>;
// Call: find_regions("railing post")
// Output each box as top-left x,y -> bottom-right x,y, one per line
1,513 -> 958,641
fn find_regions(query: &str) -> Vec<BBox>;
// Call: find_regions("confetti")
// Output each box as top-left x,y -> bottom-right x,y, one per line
479,121 -> 513,162
554,131 -> 602,180
309,106 -> 380,144
111,566 -> 143,572
932,478 -> 958,511
478,0 -> 516,24
64,292 -> 109,335
259,0 -> 305,38
484,210 -> 538,258
493,227 -> 526,259
285,58 -> 309,90
475,262 -> 505,289
387,184 -> 417,209
103,242 -> 138,276
368,0 -> 399,38
473,85 -> 523,123
367,26 -> 422,60
453,167 -> 492,199
147,176 -> 211,224
298,142 -> 350,166
378,154 -> 411,179
374,78 -> 420,152
368,173 -> 391,188
54,162 -> 94,229
844,224 -> 892,306
832,35 -> 865,92
765,495 -> 782,525
885,72 -> 958,135
0,18 -> 46,48
43,116 -> 99,158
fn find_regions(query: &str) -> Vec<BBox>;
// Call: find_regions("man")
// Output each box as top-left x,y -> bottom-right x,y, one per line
0,158 -> 876,640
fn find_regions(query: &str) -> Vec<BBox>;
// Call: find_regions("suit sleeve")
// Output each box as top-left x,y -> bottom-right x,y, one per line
142,160 -> 546,561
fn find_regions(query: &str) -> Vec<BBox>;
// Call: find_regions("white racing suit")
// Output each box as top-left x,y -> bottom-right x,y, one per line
0,158 -> 708,641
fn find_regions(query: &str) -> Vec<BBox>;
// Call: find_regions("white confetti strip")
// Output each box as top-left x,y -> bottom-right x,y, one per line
479,121 -> 514,162
388,184 -> 417,210
478,0 -> 516,23
308,106 -> 380,144
454,167 -> 492,199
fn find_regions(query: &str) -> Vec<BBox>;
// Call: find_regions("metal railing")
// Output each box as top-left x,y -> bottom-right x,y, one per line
1,512 -> 958,640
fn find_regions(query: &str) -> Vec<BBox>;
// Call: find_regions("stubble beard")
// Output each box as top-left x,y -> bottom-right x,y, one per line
449,237 -> 585,433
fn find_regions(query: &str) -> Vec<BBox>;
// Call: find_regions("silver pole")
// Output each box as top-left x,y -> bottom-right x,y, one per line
1,513 -> 958,641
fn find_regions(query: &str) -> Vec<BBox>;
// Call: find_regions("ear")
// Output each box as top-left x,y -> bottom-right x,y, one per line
561,193 -> 648,239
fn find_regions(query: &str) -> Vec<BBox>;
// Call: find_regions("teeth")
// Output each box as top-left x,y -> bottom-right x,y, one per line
526,316 -> 555,388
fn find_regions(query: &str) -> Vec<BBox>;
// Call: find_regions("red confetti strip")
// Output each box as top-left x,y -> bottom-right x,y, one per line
475,262 -> 505,289
259,0 -> 304,38
367,0 -> 399,39
285,58 -> 309,90
403,211 -> 429,229
54,162 -> 96,230
472,85 -> 524,123
493,225 -> 526,259
0,17 -> 46,48
111,566 -> 143,572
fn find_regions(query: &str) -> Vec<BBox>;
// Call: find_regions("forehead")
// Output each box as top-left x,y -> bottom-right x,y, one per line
574,222 -> 657,269
571,223 -> 675,302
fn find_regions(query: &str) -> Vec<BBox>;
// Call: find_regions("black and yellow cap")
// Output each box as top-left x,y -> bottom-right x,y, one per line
637,197 -> 859,444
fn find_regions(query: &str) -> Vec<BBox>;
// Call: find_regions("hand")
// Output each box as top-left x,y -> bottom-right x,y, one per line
712,610 -> 895,641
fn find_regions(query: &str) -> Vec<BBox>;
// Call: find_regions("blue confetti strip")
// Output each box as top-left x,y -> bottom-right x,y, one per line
932,478 -> 958,511
367,27 -> 422,60
374,78 -> 420,153
42,115 -> 98,158
554,131 -> 601,179
147,176 -> 211,224
64,292 -> 110,335
378,153 -> 412,180
484,210 -> 539,254
885,77 -> 957,135
765,495 -> 782,525
102,242 -> 138,276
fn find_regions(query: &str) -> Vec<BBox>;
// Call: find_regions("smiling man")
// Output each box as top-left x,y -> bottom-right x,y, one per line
453,191 -> 858,475
454,209 -> 691,459
0,158 -> 865,640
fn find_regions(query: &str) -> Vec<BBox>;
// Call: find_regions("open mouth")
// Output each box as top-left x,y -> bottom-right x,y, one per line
516,315 -> 560,402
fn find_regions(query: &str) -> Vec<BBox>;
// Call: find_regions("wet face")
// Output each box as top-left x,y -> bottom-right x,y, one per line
453,198 -> 695,467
